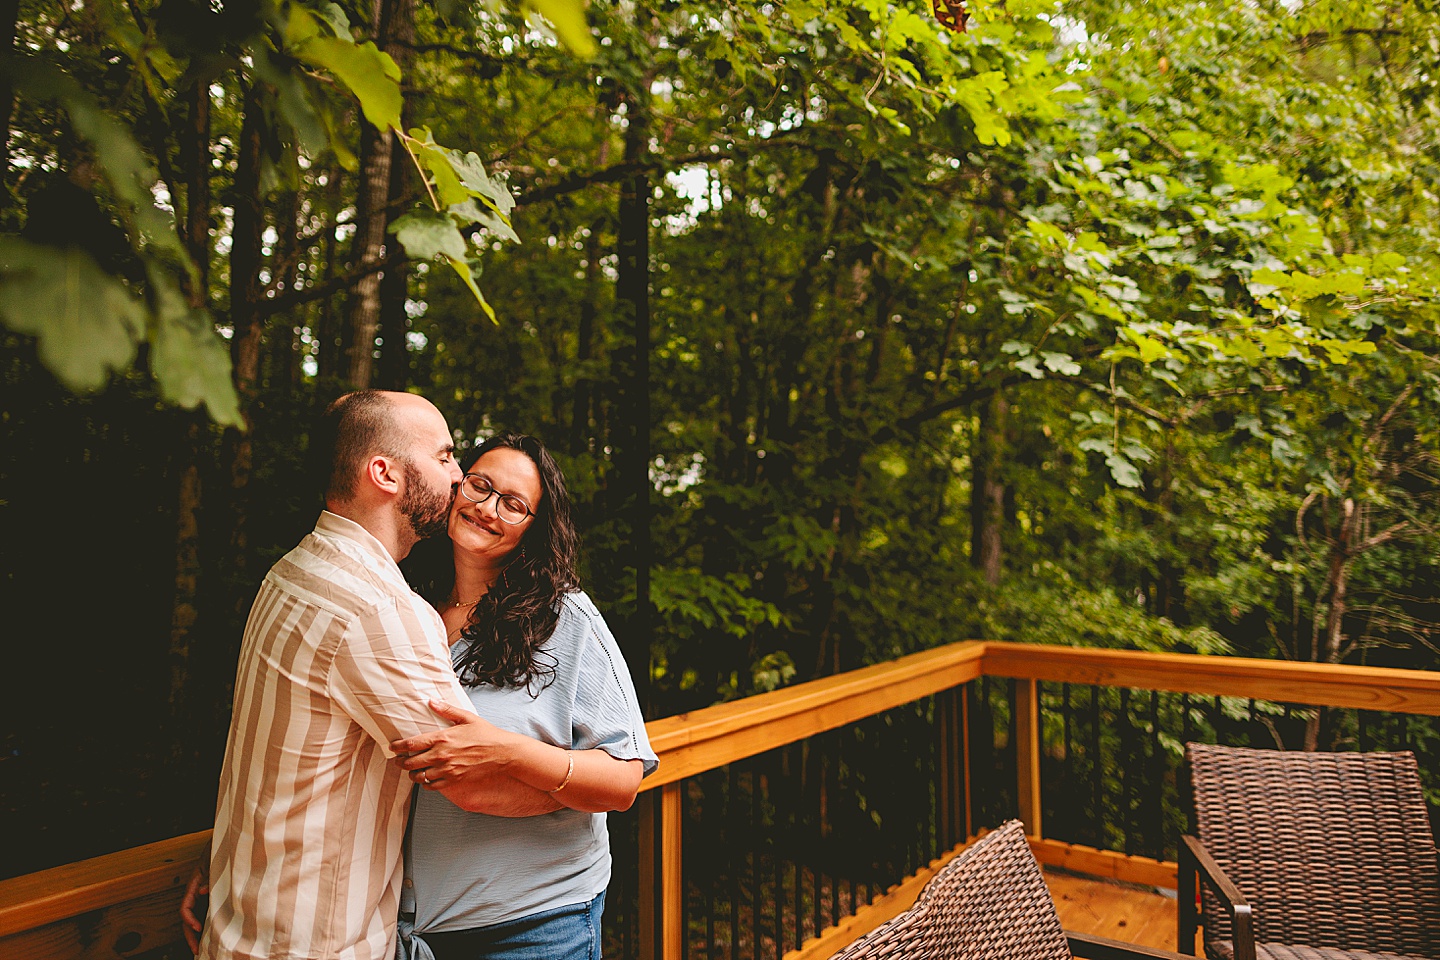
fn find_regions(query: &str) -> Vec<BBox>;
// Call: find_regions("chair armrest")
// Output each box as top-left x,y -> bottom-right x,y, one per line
1068,931 -> 1194,960
1178,835 -> 1255,960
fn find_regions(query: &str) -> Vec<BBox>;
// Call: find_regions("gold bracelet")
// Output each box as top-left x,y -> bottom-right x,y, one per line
549,751 -> 574,794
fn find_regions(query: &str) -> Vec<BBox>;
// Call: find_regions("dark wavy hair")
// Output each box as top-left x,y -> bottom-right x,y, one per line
405,433 -> 581,692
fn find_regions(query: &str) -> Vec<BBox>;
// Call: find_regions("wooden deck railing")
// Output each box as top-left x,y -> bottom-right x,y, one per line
3,641 -> 1437,960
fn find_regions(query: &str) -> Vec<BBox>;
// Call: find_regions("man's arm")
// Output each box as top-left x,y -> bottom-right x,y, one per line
328,597 -> 480,751
392,701 -> 646,814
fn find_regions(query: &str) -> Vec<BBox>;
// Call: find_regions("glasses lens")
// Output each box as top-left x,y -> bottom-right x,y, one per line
462,476 -> 490,502
497,496 -> 529,524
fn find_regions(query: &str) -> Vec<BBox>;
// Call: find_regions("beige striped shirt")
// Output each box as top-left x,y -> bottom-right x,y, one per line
200,511 -> 472,960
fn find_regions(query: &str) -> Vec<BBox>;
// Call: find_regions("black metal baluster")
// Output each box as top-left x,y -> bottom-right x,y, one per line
727,763 -> 738,960
1148,689 -> 1162,858
1090,685 -> 1102,849
750,764 -> 761,960
794,742 -> 806,955
1120,687 -> 1133,854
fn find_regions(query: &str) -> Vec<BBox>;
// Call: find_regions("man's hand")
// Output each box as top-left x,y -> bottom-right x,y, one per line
390,700 -> 518,789
180,865 -> 209,953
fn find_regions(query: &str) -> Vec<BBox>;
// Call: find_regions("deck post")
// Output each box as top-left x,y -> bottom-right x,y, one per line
637,789 -> 658,960
660,782 -> 683,960
1015,677 -> 1043,837
639,782 -> 684,960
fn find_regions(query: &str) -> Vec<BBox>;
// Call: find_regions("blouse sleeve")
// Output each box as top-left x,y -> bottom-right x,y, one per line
566,593 -> 660,776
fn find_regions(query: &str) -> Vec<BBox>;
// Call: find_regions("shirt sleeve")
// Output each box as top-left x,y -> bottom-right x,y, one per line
329,593 -> 475,755
569,598 -> 659,776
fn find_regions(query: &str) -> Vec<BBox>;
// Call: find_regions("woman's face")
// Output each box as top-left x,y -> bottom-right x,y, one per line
449,447 -> 544,566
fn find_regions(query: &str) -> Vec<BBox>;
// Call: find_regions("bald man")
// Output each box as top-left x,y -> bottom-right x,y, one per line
185,391 -> 502,960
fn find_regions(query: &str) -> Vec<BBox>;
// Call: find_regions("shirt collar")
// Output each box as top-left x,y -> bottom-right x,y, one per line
314,509 -> 401,570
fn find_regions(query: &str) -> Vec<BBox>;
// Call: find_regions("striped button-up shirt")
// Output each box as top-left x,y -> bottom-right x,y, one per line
200,511 -> 473,960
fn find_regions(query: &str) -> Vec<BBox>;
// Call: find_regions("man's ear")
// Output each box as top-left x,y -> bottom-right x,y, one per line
366,455 -> 402,496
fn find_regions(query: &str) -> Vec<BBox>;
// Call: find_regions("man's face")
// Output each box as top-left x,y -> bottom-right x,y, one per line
392,395 -> 463,541
399,457 -> 453,539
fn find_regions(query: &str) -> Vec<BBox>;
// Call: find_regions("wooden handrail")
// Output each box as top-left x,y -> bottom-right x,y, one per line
641,640 -> 987,789
980,642 -> 1440,715
3,640 -> 1437,958
0,830 -> 210,940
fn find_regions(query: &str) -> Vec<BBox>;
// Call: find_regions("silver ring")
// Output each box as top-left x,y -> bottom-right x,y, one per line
421,774 -> 430,785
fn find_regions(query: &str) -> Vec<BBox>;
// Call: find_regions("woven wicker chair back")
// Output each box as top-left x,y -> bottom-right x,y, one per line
827,900 -> 931,960
1186,742 -> 1440,957
828,820 -> 1072,960
915,819 -> 1072,960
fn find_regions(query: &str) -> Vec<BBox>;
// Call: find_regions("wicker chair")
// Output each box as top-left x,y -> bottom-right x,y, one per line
1179,742 -> 1440,960
832,820 -> 1190,960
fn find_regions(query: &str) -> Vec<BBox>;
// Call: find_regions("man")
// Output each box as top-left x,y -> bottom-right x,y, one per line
183,390 -> 509,960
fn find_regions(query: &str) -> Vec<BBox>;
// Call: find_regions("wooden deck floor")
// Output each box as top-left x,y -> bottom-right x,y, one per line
1044,867 -> 1188,952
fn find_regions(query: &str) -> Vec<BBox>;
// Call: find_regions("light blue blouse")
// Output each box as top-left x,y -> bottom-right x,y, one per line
403,590 -> 657,935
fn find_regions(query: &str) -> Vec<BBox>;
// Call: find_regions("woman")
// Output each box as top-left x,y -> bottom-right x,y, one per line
392,433 -> 656,960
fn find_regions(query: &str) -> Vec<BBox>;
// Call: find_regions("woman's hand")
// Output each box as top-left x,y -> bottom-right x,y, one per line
391,701 -> 645,814
390,700 -> 519,789
180,864 -> 209,953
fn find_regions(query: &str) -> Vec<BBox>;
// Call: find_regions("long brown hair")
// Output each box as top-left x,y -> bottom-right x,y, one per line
407,433 -> 581,691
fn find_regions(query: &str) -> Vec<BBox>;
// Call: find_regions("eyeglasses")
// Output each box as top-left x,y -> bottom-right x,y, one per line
459,475 -> 535,524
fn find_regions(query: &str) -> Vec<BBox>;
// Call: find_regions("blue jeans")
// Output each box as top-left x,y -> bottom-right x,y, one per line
421,891 -> 605,960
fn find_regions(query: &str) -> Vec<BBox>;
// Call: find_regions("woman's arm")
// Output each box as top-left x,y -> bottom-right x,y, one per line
391,700 -> 645,814
433,772 -> 564,816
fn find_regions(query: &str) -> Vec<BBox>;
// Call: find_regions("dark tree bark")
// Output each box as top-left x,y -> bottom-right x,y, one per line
165,80 -> 214,725
220,80 -> 266,620
315,166 -> 344,385
970,385 -> 1006,586
613,90 -> 652,712
0,0 -> 19,205
569,220 -> 602,455
376,0 -> 416,391
375,131 -> 411,390
345,0 -> 413,389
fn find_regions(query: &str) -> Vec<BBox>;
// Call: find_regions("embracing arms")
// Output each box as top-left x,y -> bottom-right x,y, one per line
391,700 -> 645,815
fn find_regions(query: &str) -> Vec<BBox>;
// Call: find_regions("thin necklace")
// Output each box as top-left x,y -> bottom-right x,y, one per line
449,595 -> 483,607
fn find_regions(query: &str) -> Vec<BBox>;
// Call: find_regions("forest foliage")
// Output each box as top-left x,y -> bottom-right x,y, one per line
2,0 -> 1439,876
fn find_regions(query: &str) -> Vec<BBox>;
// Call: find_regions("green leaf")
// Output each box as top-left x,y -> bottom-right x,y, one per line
390,211 -> 468,262
0,240 -> 144,392
1041,351 -> 1082,376
450,199 -> 521,244
1106,453 -> 1142,488
525,0 -> 597,57
148,276 -> 244,427
7,56 -> 189,270
451,151 -> 515,216
287,8 -> 402,132
252,46 -> 329,158
445,256 -> 497,323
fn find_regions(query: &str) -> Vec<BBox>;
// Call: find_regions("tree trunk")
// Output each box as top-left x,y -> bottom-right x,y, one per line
345,125 -> 391,389
221,80 -> 266,620
0,0 -> 19,205
613,89 -> 651,712
345,0 -> 412,389
970,386 -> 1006,586
315,166 -> 344,385
376,0 -> 415,391
164,79 -> 213,763
569,219 -> 602,455
375,132 -> 410,390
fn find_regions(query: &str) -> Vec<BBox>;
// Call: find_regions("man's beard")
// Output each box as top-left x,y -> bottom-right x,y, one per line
400,459 -> 453,540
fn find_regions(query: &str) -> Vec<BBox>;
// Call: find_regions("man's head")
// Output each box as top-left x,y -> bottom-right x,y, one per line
315,390 -> 462,547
